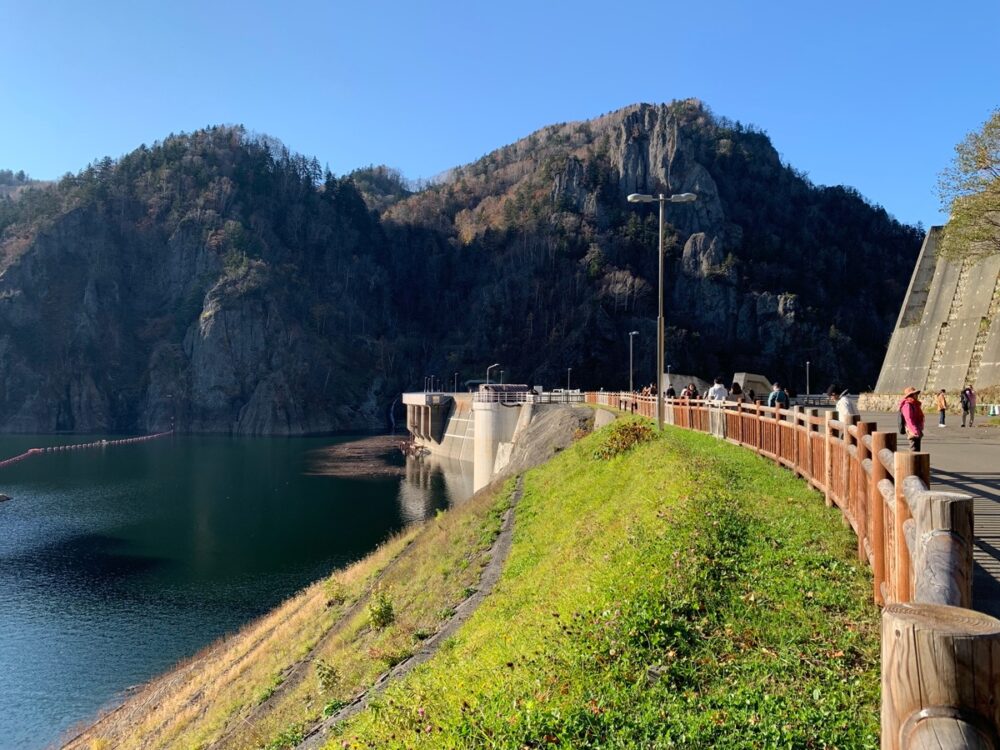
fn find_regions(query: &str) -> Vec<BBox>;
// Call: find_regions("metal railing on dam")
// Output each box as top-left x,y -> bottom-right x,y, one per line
587,392 -> 999,750
472,390 -> 585,405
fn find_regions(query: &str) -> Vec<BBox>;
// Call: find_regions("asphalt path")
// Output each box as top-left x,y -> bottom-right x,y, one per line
861,411 -> 1000,617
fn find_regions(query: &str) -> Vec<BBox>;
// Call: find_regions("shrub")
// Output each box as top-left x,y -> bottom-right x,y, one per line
315,659 -> 339,694
592,420 -> 655,459
368,585 -> 395,629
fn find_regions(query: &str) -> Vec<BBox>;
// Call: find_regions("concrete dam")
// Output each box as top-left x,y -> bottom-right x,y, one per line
403,388 -> 599,492
876,226 -> 1000,393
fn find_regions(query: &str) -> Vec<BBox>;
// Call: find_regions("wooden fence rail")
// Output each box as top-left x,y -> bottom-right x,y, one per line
587,392 -> 998,750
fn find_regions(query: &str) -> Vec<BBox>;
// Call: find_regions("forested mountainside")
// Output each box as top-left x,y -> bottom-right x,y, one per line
0,101 -> 923,434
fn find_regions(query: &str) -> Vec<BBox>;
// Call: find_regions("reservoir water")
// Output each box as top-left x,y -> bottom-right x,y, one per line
0,434 -> 471,750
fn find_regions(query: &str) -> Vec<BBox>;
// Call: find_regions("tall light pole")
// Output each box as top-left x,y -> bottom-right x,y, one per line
627,191 -> 698,430
499,370 -> 505,385
567,367 -> 572,390
454,372 -> 459,393
806,360 -> 811,397
628,330 -> 639,392
486,363 -> 500,385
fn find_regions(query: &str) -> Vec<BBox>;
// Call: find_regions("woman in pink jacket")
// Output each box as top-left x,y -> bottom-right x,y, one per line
900,387 -> 925,451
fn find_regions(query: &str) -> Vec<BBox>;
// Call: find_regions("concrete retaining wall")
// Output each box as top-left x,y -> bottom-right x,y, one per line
876,227 -> 1000,393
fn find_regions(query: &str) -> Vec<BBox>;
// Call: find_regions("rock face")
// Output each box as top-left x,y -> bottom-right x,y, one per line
0,104 -> 923,434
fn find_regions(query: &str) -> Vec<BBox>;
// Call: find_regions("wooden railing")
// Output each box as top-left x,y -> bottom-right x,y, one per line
587,392 -> 999,749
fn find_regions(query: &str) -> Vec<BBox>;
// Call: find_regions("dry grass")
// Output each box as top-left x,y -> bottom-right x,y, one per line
64,480 -> 512,750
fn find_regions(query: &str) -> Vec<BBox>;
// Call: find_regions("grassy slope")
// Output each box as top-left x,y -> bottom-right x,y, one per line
69,482 -> 511,750
331,421 -> 880,748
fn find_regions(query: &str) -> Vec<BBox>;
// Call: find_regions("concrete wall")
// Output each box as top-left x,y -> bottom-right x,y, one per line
875,227 -> 1000,393
409,394 -> 476,463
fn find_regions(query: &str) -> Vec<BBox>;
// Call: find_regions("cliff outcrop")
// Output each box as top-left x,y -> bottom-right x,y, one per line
0,103 -> 923,434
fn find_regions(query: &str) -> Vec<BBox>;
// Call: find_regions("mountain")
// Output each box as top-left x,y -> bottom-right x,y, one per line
0,102 -> 922,434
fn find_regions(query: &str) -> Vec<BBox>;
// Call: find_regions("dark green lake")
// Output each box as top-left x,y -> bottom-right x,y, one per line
0,434 -> 471,750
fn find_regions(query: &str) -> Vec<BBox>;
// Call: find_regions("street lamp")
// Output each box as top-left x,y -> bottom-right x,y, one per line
627,191 -> 698,429
486,363 -> 500,385
500,370 -> 505,385
628,331 -> 639,392
806,361 -> 811,397
454,372 -> 459,393
567,367 -> 572,390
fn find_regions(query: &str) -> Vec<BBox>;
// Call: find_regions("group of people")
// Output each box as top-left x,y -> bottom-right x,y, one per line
666,378 -> 760,403
930,386 -> 979,428
899,385 -> 979,451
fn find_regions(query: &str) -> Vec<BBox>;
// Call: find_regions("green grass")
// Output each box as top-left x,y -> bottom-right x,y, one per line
330,419 -> 880,748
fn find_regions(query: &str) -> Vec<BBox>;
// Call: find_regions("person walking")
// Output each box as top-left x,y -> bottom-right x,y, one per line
767,382 -> 789,409
707,378 -> 728,401
900,386 -> 925,451
961,385 -> 977,427
728,382 -> 745,403
836,389 -> 858,423
934,389 -> 948,427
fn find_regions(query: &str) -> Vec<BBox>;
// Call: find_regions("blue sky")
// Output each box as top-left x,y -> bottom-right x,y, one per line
1,0 -> 997,227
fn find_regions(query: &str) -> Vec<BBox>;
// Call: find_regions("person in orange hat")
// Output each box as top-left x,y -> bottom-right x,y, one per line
900,387 -> 925,451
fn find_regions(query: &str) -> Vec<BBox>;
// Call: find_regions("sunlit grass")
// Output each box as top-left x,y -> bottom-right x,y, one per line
331,420 -> 880,748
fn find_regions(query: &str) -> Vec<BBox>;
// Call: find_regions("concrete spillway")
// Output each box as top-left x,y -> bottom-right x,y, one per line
403,391 -> 588,492
876,227 -> 1000,393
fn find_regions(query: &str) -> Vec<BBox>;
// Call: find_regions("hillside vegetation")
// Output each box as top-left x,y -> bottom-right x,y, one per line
67,418 -> 880,749
0,101 -> 921,434
329,420 -> 880,748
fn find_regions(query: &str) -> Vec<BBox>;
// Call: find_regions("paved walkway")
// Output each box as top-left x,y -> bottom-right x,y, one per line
861,412 -> 1000,617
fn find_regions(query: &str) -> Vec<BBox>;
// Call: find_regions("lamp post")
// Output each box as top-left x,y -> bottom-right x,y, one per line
486,363 -> 500,385
567,367 -> 572,390
806,360 -> 811,397
628,330 -> 639,392
627,191 -> 698,430
500,370 -> 505,385
454,372 -> 459,393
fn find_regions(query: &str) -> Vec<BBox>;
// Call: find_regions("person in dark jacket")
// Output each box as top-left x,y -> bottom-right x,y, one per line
900,386 -> 925,451
767,383 -> 789,408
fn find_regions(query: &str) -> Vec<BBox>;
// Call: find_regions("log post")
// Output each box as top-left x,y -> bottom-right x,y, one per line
755,401 -> 763,454
903,478 -> 975,609
881,603 -> 1000,750
792,405 -> 802,475
893,452 -> 930,604
870,431 -> 895,606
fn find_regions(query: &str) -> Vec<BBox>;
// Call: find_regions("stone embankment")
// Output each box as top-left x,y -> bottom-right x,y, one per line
859,390 -> 1000,416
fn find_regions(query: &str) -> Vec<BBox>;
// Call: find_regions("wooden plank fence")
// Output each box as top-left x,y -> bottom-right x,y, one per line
587,392 -> 1000,749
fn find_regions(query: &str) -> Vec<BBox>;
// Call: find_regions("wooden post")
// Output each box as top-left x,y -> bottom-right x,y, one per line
824,410 -> 835,507
792,405 -> 802,475
855,421 -> 873,563
881,603 -> 1000,750
893,452 -> 930,603
870,431 -> 895,606
806,408 -> 818,484
904,481 -> 975,609
774,405 -> 782,466
755,401 -> 763,453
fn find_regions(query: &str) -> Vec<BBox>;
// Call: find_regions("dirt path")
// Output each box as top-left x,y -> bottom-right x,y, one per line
295,475 -> 525,750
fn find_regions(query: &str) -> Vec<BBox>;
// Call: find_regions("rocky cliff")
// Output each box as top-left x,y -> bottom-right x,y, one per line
0,103 -> 923,434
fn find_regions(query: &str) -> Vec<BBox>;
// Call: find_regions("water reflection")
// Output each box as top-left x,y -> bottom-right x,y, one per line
399,453 -> 475,521
0,434 -> 473,750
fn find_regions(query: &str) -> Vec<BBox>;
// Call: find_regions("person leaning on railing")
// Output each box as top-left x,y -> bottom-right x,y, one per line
900,386 -> 925,451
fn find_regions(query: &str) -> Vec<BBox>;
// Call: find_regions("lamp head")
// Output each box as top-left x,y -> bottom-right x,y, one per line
669,192 -> 698,203
629,330 -> 639,335
627,193 -> 655,203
